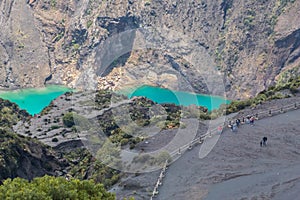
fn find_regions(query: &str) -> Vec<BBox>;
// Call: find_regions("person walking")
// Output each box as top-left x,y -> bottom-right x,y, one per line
232,123 -> 237,132
250,116 -> 254,126
242,117 -> 245,124
236,119 -> 241,127
217,125 -> 223,134
260,137 -> 268,147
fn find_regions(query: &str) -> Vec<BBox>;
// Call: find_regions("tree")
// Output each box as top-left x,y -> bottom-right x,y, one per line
63,112 -> 75,127
63,112 -> 91,130
0,176 -> 115,200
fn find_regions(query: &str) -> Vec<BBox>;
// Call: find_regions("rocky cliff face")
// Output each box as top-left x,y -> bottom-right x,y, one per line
0,98 -> 68,182
0,0 -> 300,99
0,129 -> 68,182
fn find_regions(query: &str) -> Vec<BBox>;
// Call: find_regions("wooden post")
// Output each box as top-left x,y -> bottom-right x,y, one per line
152,188 -> 156,196
188,142 -> 192,150
159,172 -> 164,180
199,137 -> 204,144
280,107 -> 284,113
156,180 -> 160,188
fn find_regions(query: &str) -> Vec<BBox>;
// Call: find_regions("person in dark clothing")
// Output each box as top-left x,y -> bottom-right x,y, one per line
242,117 -> 245,124
250,116 -> 254,126
260,137 -> 268,147
263,137 -> 267,145
230,124 -> 234,131
236,119 -> 241,127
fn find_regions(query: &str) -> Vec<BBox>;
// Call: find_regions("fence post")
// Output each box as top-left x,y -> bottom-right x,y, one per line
159,172 -> 164,181
199,137 -> 203,144
188,142 -> 192,150
208,131 -> 212,137
280,107 -> 284,113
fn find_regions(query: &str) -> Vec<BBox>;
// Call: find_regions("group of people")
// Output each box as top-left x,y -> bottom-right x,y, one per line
228,115 -> 255,132
223,115 -> 268,147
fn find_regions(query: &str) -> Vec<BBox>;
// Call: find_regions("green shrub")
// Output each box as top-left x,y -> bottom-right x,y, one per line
133,154 -> 151,163
0,176 -> 115,200
50,125 -> 60,130
87,20 -> 93,28
50,0 -> 56,7
63,112 -> 75,127
129,143 -> 135,149
153,151 -> 171,166
120,138 -> 129,146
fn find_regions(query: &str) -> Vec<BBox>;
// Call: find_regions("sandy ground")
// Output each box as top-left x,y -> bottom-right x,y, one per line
156,108 -> 300,200
110,118 -> 209,199
111,97 -> 300,200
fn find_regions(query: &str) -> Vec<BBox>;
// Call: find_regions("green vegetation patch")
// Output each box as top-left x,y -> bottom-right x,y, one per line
0,175 -> 115,200
0,99 -> 30,128
96,96 -> 182,148
63,112 -> 91,130
223,75 -> 300,115
65,148 -> 121,188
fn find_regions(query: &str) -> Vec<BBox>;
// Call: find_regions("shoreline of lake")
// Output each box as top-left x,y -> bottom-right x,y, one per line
0,84 -> 230,116
118,85 -> 230,111
0,85 -> 72,115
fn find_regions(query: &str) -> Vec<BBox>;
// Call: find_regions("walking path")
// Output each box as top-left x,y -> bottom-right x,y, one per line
156,108 -> 300,200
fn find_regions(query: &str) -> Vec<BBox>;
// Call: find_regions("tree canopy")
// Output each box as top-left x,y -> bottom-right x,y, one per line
0,176 -> 115,200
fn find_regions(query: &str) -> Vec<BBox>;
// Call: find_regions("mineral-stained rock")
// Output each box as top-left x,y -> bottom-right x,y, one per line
0,0 -> 300,99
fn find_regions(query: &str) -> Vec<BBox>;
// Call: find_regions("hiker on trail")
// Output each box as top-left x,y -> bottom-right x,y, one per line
260,137 -> 268,147
228,121 -> 233,131
242,117 -> 245,124
250,116 -> 254,126
232,123 -> 237,132
230,123 -> 234,131
218,125 -> 223,134
246,115 -> 251,124
263,137 -> 267,145
236,119 -> 241,127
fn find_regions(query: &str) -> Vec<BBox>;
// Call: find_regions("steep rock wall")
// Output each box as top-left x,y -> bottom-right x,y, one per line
0,0 -> 299,99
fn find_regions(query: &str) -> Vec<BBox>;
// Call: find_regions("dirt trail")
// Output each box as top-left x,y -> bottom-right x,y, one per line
157,109 -> 300,200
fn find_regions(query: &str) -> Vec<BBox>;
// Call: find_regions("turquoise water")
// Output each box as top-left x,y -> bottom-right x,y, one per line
0,85 -> 71,115
120,85 -> 230,111
0,84 -> 229,116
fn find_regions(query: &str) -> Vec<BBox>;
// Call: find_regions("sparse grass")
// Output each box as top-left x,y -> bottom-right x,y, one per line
87,20 -> 93,29
50,0 -> 57,8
